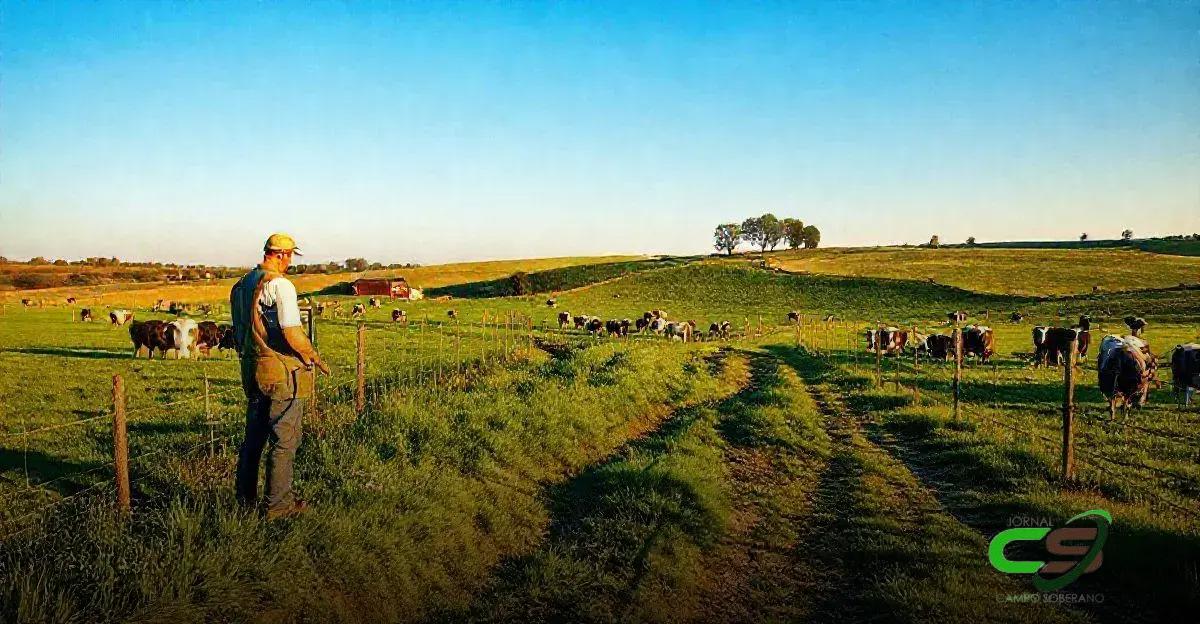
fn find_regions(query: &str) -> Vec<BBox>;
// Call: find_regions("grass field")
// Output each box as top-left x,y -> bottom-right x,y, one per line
1,249 -> 1198,622
764,247 -> 1200,296
0,255 -> 645,308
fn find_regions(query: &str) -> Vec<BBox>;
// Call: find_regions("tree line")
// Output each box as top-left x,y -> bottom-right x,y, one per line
713,214 -> 820,255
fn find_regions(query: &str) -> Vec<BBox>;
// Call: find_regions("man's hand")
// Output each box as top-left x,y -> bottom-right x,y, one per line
282,325 -> 330,376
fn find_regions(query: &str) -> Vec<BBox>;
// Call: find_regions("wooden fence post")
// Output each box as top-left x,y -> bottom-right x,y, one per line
204,370 -> 215,457
874,326 -> 883,386
355,323 -> 366,415
1062,337 -> 1078,481
112,375 -> 131,514
952,326 -> 963,421
912,326 -> 920,404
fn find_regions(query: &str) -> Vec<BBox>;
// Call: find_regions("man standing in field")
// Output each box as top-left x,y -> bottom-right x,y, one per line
231,233 -> 330,520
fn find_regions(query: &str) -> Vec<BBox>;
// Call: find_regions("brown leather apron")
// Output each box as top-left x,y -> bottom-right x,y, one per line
240,269 -> 313,400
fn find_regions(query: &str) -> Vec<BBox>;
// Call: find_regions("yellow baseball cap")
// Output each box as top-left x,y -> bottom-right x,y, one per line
264,233 -> 303,255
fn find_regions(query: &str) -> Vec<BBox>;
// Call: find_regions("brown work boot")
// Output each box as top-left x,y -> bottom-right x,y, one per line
265,499 -> 310,521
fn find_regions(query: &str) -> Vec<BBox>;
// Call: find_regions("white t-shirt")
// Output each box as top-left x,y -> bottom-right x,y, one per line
258,277 -> 302,329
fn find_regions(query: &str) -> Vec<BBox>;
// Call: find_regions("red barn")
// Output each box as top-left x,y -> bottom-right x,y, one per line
352,278 -> 411,298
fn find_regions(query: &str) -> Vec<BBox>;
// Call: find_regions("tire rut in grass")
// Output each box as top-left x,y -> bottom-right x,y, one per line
784,350 -> 1085,624
691,352 -> 829,623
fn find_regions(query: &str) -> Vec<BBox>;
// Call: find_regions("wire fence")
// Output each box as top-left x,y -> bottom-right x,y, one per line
790,316 -> 1200,522
2,307 -> 775,540
4,310 -> 1195,540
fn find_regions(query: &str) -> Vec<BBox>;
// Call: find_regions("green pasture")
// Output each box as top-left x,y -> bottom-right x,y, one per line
1,255 -> 1198,622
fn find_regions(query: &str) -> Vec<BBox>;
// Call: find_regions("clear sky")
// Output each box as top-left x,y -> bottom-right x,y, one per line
1,1 -> 1197,266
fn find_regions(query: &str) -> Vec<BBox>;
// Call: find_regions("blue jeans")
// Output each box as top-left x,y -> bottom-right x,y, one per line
235,395 -> 303,512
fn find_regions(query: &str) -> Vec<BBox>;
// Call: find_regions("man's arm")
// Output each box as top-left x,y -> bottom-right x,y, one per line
273,278 -> 331,375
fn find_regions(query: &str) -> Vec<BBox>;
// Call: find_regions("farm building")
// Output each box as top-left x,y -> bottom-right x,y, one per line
352,277 -> 411,298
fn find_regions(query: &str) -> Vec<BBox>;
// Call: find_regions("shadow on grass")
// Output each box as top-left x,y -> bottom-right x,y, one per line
462,400 -> 718,622
0,448 -> 107,496
772,345 -> 1200,623
2,347 -> 131,360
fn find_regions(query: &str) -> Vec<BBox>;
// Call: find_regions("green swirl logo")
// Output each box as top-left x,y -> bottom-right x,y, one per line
988,509 -> 1111,591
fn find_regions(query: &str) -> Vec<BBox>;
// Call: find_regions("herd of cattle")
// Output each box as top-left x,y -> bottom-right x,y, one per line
127,318 -> 236,359
865,311 -> 1199,416
554,309 -> 732,342
35,294 -> 1200,413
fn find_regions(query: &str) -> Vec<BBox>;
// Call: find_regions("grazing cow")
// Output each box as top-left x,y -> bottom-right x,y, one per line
1123,316 -> 1147,337
865,327 -> 906,355
546,298 -> 557,308
961,325 -> 994,363
709,322 -> 721,340
195,320 -> 223,357
129,320 -> 171,359
1098,334 -> 1158,418
642,311 -> 655,323
447,309 -> 458,321
66,297 -> 77,305
168,301 -> 188,316
80,308 -> 93,322
392,309 -> 408,323
109,309 -> 134,326
787,310 -> 800,323
1033,327 -> 1078,367
605,319 -> 622,337
948,311 -> 968,324
1169,344 -> 1200,406
648,318 -> 668,335
1010,312 -> 1024,323
719,320 -> 731,339
167,319 -> 200,359
665,322 -> 691,342
352,303 -> 366,317
217,323 -> 237,354
574,315 -> 591,329
20,299 -> 32,307
923,334 -> 955,360
878,327 -> 908,355
586,318 -> 604,335
368,298 -> 381,309
636,317 -> 650,333
557,311 -> 572,329
1075,315 -> 1093,359
864,328 -> 879,352
619,319 -> 631,337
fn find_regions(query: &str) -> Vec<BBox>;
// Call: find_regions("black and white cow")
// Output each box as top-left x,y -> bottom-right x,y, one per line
1123,316 -> 1147,337
1169,344 -> 1200,406
1098,334 -> 1158,418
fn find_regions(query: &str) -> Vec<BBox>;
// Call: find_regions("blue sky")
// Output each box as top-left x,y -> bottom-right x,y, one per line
1,1 -> 1197,265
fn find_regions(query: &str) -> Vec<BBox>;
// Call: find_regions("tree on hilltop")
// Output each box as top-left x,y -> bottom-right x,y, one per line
760,214 -> 783,251
713,223 -> 742,256
802,225 -> 821,249
783,218 -> 805,249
